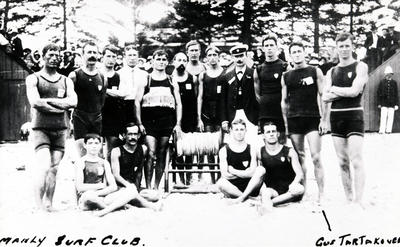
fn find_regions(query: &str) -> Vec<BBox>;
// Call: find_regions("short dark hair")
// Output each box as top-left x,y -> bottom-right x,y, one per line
289,41 -> 304,53
262,34 -> 278,46
82,41 -> 98,54
84,133 -> 102,143
102,44 -> 119,56
185,40 -> 201,51
262,121 -> 277,133
124,122 -> 139,133
231,118 -> 246,128
42,43 -> 60,57
335,32 -> 354,44
152,49 -> 169,60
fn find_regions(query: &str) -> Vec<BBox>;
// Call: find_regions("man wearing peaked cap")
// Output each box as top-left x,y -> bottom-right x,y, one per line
378,65 -> 399,134
219,43 -> 259,145
230,44 -> 248,55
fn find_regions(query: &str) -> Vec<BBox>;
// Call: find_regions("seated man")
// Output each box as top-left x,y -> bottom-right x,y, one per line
216,118 -> 257,198
75,133 -> 138,217
232,122 -> 304,214
111,123 -> 162,209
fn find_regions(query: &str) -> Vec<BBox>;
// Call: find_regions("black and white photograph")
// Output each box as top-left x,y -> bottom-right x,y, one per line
0,0 -> 400,246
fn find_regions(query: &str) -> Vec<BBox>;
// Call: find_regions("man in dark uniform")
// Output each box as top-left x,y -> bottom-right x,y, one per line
231,122 -> 304,214
216,119 -> 257,198
220,44 -> 259,144
281,41 -> 327,202
254,34 -> 288,142
378,66 -> 399,134
26,43 -> 77,211
323,32 -> 368,207
69,41 -> 107,157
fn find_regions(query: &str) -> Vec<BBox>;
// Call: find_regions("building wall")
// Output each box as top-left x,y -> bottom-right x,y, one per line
364,51 -> 400,132
0,49 -> 31,141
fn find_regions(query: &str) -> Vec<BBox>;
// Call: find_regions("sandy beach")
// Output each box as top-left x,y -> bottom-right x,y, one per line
0,133 -> 400,247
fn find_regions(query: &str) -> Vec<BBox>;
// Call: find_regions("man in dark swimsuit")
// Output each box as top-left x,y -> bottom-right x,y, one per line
171,52 -> 196,186
75,133 -> 137,217
69,41 -> 107,157
26,43 -> 77,211
216,118 -> 257,198
101,44 -> 125,161
322,32 -> 368,207
231,122 -> 304,214
254,34 -> 288,142
110,123 -> 163,208
281,41 -> 327,202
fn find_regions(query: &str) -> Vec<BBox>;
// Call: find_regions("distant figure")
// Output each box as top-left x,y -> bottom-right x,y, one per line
364,25 -> 381,71
378,66 -> 399,134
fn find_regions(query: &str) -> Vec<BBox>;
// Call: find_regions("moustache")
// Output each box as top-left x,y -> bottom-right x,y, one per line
88,56 -> 97,62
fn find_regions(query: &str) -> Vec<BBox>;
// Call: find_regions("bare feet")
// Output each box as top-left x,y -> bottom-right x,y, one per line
153,201 -> 164,212
257,202 -> 273,216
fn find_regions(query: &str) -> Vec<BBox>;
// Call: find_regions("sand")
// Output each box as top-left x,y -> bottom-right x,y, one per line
0,133 -> 400,247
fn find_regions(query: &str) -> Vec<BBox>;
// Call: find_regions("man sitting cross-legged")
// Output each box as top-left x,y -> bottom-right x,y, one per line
110,123 -> 162,210
216,118 -> 258,198
231,122 -> 304,214
76,133 -> 139,217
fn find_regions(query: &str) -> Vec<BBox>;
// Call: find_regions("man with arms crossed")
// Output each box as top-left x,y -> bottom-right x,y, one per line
216,119 -> 257,198
26,43 -> 77,211
281,41 -> 327,202
232,122 -> 304,214
323,32 -> 368,207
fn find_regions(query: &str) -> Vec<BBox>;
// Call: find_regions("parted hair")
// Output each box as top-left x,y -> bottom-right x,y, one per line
42,43 -> 60,57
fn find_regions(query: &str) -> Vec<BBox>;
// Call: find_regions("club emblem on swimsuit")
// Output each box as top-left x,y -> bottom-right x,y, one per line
242,161 -> 249,167
98,85 -> 102,91
274,73 -> 279,79
347,72 -> 352,78
281,157 -> 285,162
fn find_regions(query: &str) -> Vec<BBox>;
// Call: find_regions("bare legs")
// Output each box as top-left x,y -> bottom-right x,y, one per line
332,135 -> 365,204
33,148 -> 64,211
290,131 -> 325,201
144,135 -> 170,190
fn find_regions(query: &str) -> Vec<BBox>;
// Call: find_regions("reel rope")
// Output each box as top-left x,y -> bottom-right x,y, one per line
176,131 -> 223,156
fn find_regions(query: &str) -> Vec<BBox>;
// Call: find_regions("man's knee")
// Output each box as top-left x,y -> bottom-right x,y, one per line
289,184 -> 305,197
253,166 -> 266,180
216,178 -> 229,191
337,155 -> 350,167
310,152 -> 322,167
147,150 -> 157,162
349,154 -> 363,171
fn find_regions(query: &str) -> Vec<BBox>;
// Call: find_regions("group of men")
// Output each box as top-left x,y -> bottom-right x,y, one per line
26,31 -> 367,215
